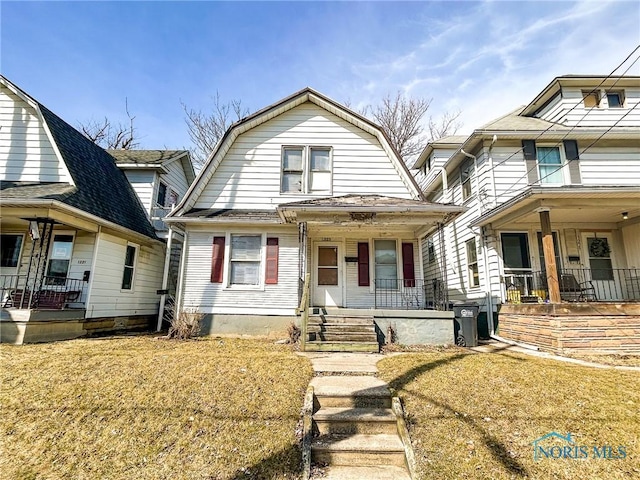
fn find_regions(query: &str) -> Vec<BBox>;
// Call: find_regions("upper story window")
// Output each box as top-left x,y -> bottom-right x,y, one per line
460,157 -> 474,201
582,90 -> 600,108
281,146 -> 332,194
606,91 -> 624,108
537,146 -> 564,184
156,181 -> 168,206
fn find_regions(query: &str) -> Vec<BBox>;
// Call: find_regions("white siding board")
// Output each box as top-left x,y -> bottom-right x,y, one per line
0,87 -> 70,183
194,103 -> 413,210
123,170 -> 155,214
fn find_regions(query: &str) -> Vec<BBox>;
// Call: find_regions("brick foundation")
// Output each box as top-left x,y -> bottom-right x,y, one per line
498,303 -> 640,354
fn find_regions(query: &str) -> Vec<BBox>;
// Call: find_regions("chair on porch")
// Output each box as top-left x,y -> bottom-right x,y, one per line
559,273 -> 597,302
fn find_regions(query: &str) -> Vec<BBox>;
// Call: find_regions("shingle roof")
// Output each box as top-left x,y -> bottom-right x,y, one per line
0,181 -> 76,199
181,209 -> 281,222
33,104 -> 158,240
108,149 -> 187,165
279,194 -> 453,208
477,106 -> 570,131
429,135 -> 468,145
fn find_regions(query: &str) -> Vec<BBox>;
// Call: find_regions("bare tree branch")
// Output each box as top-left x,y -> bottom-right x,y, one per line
78,98 -> 139,150
428,109 -> 463,142
182,91 -> 249,168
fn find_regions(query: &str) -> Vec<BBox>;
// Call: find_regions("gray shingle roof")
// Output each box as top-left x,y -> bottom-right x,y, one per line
477,106 -> 570,131
181,209 -> 281,222
30,104 -> 158,240
108,150 -> 188,165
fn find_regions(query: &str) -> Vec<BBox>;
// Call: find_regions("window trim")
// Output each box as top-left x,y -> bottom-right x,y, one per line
224,232 -> 267,290
606,90 -> 625,108
536,144 -> 567,185
0,233 -> 24,269
121,243 -> 139,292
280,145 -> 333,195
466,238 -> 480,288
156,180 -> 168,207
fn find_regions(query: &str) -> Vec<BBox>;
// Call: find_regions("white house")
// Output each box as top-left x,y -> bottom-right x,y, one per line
0,76 -> 193,343
166,88 -> 464,348
416,75 -> 640,353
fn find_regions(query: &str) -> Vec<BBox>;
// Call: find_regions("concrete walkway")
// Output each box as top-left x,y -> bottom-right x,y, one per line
471,339 -> 640,371
299,352 -> 385,375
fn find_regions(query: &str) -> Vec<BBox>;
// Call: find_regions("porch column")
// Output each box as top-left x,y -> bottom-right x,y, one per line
539,209 -> 561,303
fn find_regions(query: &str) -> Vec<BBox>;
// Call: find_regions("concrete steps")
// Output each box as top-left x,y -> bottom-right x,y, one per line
318,465 -> 411,480
309,375 -> 411,479
306,312 -> 379,353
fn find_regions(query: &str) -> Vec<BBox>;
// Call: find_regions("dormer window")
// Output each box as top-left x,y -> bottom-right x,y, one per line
582,90 -> 600,108
460,157 -> 474,201
606,91 -> 624,108
156,181 -> 168,206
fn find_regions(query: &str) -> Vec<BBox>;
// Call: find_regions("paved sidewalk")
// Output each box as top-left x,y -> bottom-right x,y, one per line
472,340 -> 640,371
298,352 -> 384,375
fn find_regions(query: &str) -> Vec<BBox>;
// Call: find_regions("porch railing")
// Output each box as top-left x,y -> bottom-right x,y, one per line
1,274 -> 86,310
504,267 -> 640,303
374,278 -> 449,310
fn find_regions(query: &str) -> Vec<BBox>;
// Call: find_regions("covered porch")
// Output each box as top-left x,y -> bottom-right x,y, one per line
473,186 -> 640,353
278,195 -> 464,350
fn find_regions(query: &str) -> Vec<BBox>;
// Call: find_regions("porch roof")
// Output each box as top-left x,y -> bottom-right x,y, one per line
176,209 -> 282,224
470,185 -> 640,229
277,194 -> 465,226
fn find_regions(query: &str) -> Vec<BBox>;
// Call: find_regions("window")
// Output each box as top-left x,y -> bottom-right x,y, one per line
229,235 -> 261,285
606,91 -> 624,108
168,188 -> 179,207
466,238 -> 479,288
318,246 -> 339,286
1,234 -> 23,268
537,146 -> 564,184
156,181 -> 168,206
121,244 -> 137,290
374,240 -> 398,288
281,146 -> 332,194
501,233 -> 531,271
427,238 -> 436,264
460,157 -> 474,200
582,90 -> 600,108
45,234 -> 74,285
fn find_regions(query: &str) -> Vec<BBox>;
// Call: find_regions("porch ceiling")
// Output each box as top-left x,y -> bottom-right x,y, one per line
472,186 -> 640,229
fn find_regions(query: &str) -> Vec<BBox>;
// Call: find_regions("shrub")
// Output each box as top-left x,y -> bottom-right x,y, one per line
167,309 -> 203,340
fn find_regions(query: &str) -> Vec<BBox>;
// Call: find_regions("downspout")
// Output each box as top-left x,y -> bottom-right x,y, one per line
480,226 -> 495,336
156,227 -> 174,332
174,230 -> 189,320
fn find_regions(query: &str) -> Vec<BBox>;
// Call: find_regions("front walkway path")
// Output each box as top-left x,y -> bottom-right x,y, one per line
299,352 -> 384,375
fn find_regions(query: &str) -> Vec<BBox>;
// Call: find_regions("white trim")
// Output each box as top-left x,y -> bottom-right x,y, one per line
224,232 -> 267,291
120,242 -> 139,293
85,226 -> 101,315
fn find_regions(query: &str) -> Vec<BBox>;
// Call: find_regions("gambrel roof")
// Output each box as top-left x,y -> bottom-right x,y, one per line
170,87 -> 424,217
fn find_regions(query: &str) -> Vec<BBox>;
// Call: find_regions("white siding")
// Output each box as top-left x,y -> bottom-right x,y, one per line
535,86 -> 640,128
181,228 -> 299,314
195,103 -> 413,210
87,232 -> 164,318
622,223 -> 640,269
160,159 -> 190,205
123,170 -> 155,214
579,146 -> 640,185
0,85 -> 70,183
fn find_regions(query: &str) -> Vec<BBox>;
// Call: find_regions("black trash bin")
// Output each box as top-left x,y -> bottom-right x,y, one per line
452,303 -> 479,347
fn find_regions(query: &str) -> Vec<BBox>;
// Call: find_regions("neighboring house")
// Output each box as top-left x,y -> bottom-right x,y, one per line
166,88 -> 464,346
0,75 -> 172,343
109,150 -> 195,238
415,75 -> 640,353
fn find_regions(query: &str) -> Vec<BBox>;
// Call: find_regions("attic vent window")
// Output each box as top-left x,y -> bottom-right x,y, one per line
281,146 -> 332,194
582,90 -> 600,108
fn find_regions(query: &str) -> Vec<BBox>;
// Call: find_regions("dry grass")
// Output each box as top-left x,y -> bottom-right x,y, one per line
0,335 -> 313,480
563,353 -> 640,367
378,350 -> 640,480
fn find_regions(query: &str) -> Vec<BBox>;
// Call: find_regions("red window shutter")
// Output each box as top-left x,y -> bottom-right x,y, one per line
357,242 -> 370,287
265,237 -> 279,284
402,242 -> 416,287
211,236 -> 225,283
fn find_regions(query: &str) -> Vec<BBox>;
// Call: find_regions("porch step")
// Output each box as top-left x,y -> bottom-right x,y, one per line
310,315 -> 375,325
313,407 -> 397,435
316,333 -> 378,342
305,341 -> 379,353
307,323 -> 376,333
312,434 -> 406,467
316,465 -> 411,480
311,376 -> 391,409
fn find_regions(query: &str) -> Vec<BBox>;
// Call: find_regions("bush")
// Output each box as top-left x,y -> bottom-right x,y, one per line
167,310 -> 203,340
288,323 -> 301,344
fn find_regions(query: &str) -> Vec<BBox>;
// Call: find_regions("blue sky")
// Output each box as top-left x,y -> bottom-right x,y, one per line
2,1 -> 639,152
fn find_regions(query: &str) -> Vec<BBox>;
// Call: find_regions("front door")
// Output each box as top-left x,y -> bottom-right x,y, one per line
313,243 -> 343,307
581,232 -> 618,300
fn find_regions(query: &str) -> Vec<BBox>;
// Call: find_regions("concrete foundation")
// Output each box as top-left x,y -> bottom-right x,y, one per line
199,314 -> 298,338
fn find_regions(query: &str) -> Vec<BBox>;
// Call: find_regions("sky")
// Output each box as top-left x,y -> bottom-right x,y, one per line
2,0 -> 639,154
